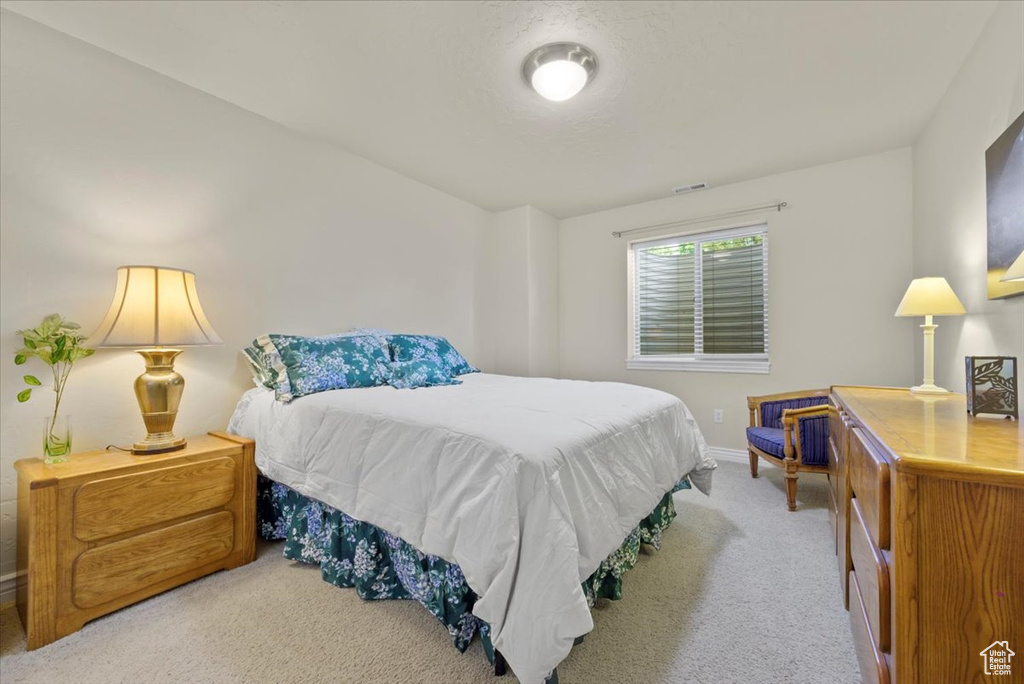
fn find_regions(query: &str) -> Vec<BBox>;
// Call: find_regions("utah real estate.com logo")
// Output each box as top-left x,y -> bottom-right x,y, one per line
980,641 -> 1015,676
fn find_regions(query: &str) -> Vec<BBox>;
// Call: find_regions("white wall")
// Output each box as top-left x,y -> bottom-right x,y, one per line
479,205 -> 560,377
559,149 -> 916,451
912,0 -> 1024,386
526,207 -> 560,378
480,207 -> 531,375
0,11 -> 493,577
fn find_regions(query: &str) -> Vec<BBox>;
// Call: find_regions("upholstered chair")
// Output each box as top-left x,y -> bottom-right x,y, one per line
746,389 -> 830,511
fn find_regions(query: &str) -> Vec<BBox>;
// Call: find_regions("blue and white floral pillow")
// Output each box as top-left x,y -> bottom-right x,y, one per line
249,333 -> 351,395
241,345 -> 276,389
255,333 -> 390,402
349,327 -> 392,356
247,331 -> 384,394
386,358 -> 462,390
387,334 -> 478,377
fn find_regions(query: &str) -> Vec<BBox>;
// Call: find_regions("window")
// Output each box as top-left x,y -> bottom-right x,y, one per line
627,223 -> 769,373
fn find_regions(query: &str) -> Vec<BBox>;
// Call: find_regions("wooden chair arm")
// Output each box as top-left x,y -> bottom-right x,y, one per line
781,404 -> 830,419
782,406 -> 829,463
747,389 -> 830,427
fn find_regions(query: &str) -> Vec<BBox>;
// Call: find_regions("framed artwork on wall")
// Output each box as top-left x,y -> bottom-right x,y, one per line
985,110 -> 1024,300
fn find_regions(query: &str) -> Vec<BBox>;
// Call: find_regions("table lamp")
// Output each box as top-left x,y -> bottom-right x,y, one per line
894,276 -> 966,395
89,266 -> 222,454
1000,249 -> 1024,282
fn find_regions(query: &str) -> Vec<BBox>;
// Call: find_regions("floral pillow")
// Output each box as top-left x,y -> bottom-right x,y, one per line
241,345 -> 276,389
247,334 -> 349,394
386,359 -> 462,390
386,334 -> 478,377
255,333 -> 390,402
348,327 -> 392,356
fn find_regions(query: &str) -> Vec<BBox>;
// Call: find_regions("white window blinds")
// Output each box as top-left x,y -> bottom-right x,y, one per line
630,223 -> 769,373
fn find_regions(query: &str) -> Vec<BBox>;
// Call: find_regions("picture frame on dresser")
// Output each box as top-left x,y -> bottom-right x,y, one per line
965,355 -> 1018,419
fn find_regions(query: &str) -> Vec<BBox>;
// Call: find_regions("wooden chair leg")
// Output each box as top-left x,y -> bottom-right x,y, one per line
748,449 -> 759,478
784,460 -> 798,511
781,417 -> 799,511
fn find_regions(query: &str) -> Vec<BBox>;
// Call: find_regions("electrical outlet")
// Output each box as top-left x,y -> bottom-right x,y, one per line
713,409 -> 724,424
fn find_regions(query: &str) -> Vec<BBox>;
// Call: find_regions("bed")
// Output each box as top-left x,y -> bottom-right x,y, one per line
228,372 -> 715,683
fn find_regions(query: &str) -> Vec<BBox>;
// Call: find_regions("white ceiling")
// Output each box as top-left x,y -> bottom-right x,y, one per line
1,0 -> 997,218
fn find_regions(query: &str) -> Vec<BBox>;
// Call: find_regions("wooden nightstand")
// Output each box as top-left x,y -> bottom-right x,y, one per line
14,431 -> 256,650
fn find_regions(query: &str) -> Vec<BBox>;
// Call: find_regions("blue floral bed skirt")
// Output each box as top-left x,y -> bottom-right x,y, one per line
257,475 -> 690,669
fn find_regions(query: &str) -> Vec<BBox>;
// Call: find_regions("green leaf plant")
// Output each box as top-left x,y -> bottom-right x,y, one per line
14,314 -> 95,437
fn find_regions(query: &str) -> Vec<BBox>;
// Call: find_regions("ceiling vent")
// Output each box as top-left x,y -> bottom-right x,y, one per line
671,182 -> 709,195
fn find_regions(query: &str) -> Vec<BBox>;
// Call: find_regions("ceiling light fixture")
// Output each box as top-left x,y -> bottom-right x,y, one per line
522,42 -> 598,102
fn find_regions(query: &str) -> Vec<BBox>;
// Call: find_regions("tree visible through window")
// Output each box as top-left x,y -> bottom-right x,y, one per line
631,224 -> 768,371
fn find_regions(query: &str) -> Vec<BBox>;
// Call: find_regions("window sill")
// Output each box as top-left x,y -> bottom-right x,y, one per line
626,357 -> 770,374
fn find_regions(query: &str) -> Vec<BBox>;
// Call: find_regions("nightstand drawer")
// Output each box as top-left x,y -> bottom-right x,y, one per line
74,457 -> 236,541
74,511 -> 235,608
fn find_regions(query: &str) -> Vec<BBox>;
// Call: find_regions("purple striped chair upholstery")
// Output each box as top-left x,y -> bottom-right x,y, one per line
746,389 -> 830,511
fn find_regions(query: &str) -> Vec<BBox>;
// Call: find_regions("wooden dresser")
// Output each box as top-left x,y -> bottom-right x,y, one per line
828,387 -> 1024,684
15,432 -> 256,650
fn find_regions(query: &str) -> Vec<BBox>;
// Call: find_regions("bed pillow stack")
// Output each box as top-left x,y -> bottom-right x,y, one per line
242,331 -> 478,398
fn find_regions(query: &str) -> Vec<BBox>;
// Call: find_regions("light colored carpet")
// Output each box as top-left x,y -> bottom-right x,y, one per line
0,461 -> 859,683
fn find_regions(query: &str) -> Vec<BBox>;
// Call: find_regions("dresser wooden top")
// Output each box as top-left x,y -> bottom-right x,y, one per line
832,386 -> 1024,481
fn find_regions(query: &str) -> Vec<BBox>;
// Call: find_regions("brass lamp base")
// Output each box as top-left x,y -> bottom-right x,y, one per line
133,434 -> 187,454
133,348 -> 187,455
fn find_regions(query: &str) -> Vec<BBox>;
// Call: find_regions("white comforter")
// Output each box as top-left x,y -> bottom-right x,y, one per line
228,373 -> 714,683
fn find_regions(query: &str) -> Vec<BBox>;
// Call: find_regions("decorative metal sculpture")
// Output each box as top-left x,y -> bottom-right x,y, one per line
965,356 -> 1018,419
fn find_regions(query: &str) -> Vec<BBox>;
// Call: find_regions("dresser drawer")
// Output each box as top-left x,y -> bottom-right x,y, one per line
850,498 -> 890,652
827,435 -> 840,501
74,457 -> 237,541
849,427 -> 890,549
828,485 -> 838,555
73,511 -> 235,608
850,571 -> 891,684
827,401 -> 843,460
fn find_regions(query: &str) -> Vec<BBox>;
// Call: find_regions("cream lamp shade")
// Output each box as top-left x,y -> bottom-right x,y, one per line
89,266 -> 221,454
1000,249 -> 1024,283
894,277 -> 967,317
89,266 -> 222,347
894,276 -> 965,395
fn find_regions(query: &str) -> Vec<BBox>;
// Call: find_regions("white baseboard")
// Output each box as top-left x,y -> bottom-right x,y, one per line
707,446 -> 748,465
0,571 -> 21,608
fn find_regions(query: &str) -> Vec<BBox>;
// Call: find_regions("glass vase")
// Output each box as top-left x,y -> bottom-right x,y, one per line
43,414 -> 72,464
